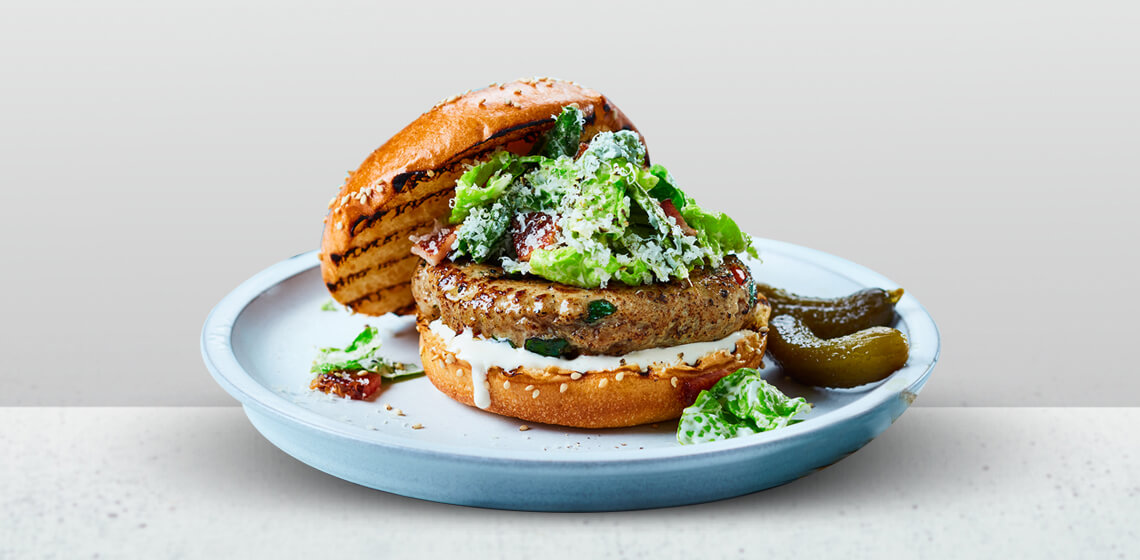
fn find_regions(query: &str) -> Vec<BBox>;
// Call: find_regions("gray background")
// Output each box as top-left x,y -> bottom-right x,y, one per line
1,0 -> 1136,406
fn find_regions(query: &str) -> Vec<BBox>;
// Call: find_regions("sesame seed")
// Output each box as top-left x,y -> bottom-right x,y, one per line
599,378 -> 609,389
444,355 -> 455,365
454,368 -> 462,377
395,408 -> 405,416
524,385 -> 535,391
760,326 -> 770,333
560,383 -> 568,393
615,372 -> 624,381
532,389 -> 540,399
411,423 -> 424,430
335,222 -> 343,231
519,425 -> 530,432
503,380 -> 511,389
425,170 -> 434,178
570,372 -> 582,380
671,377 -> 679,388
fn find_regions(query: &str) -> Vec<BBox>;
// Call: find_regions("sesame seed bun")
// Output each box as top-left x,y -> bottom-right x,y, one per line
417,321 -> 770,429
319,78 -> 638,316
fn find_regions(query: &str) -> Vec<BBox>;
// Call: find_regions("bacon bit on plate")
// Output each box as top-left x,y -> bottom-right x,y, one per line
659,199 -> 698,237
512,212 -> 559,261
409,223 -> 458,266
310,372 -> 383,400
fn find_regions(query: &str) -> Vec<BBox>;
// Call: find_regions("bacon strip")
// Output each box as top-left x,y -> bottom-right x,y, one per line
409,224 -> 458,266
310,372 -> 382,400
512,212 -> 559,262
660,199 -> 698,237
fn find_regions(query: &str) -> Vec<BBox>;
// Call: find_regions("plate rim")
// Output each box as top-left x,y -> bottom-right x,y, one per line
201,238 -> 941,466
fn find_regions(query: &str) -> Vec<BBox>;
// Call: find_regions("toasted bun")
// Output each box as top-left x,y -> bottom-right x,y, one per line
417,322 -> 770,429
320,78 -> 639,316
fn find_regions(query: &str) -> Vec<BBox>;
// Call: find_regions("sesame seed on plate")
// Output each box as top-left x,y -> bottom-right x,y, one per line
384,403 -> 392,411
411,423 -> 424,430
519,425 -> 530,432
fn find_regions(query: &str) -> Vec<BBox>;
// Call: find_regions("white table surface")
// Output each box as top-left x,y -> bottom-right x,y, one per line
2,407 -> 1136,559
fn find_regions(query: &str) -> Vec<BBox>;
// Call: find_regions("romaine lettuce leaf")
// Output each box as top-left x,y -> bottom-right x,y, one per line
451,152 -> 517,224
680,205 -> 757,259
646,164 -> 686,210
534,105 -> 585,159
527,246 -> 620,288
311,326 -> 424,379
677,368 -> 811,444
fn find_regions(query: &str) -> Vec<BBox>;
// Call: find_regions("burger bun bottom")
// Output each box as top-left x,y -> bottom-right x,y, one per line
417,322 -> 769,429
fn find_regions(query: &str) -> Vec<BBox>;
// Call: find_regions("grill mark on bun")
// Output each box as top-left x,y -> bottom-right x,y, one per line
328,224 -> 420,266
349,187 -> 453,236
326,253 -> 419,292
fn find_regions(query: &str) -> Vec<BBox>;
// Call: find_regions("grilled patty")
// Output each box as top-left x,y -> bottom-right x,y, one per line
410,256 -> 769,356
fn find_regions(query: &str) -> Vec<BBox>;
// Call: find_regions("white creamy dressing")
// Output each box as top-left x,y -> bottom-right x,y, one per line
428,319 -> 749,410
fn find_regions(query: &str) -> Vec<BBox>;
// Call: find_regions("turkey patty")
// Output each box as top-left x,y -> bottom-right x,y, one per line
410,255 -> 769,356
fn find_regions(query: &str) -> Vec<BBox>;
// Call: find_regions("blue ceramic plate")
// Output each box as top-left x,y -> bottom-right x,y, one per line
201,239 -> 939,511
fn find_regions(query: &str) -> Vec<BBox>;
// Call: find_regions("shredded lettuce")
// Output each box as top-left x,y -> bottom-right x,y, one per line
677,368 -> 811,445
311,326 -> 424,379
444,105 -> 755,288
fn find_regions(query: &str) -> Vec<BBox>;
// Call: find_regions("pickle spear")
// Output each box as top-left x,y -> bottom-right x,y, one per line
767,314 -> 909,388
757,283 -> 903,339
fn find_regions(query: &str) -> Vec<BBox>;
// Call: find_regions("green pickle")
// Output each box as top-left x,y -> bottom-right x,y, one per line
767,315 -> 909,388
757,283 -> 904,339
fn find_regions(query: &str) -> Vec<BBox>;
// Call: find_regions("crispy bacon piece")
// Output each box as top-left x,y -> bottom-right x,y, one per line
512,212 -> 559,262
409,224 -> 458,266
310,372 -> 382,400
659,199 -> 698,237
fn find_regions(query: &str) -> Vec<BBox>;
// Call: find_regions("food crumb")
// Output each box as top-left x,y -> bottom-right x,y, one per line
411,423 -> 424,430
384,403 -> 393,411
395,408 -> 405,416
519,425 -> 530,432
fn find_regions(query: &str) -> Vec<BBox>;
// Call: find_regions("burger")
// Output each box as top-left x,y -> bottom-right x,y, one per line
319,78 -> 770,428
